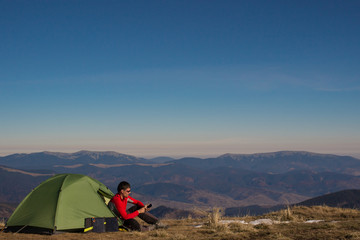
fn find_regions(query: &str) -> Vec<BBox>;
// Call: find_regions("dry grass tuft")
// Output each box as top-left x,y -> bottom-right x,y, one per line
149,229 -> 169,238
283,205 -> 360,221
0,218 -> 5,233
278,205 -> 303,222
0,220 -> 5,228
274,232 -> 293,240
228,222 -> 257,233
207,207 -> 222,227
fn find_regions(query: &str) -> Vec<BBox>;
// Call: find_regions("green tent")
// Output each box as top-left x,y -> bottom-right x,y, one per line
6,173 -> 117,234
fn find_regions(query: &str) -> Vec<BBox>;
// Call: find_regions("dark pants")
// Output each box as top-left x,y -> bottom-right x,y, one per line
123,205 -> 159,231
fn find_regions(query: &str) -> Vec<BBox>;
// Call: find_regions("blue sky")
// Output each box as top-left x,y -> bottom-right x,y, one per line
1,0 -> 359,158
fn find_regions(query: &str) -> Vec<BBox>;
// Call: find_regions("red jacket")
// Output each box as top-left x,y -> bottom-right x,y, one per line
110,193 -> 145,220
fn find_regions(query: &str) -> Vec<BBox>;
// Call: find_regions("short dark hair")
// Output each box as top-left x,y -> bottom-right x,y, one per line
117,181 -> 131,193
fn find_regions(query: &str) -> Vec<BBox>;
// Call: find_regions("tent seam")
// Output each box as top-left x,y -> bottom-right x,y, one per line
53,174 -> 69,232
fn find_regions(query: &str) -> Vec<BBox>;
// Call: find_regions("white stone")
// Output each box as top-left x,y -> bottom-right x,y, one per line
305,220 -> 324,223
249,219 -> 274,225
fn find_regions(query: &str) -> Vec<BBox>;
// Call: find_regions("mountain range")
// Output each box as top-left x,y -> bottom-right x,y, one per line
1,150 -> 360,218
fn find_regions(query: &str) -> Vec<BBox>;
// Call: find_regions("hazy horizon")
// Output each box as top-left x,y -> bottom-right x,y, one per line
1,1 -> 359,159
1,149 -> 360,160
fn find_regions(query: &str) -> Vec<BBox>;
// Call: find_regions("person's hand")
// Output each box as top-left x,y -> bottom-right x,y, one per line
138,207 -> 146,214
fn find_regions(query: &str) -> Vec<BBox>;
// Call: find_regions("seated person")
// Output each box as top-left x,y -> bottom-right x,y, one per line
109,181 -> 161,231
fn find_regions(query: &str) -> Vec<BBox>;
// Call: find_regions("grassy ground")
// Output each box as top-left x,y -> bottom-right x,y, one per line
1,206 -> 360,240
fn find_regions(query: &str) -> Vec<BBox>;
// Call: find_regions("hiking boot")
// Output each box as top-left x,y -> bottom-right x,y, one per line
155,222 -> 168,229
141,225 -> 156,232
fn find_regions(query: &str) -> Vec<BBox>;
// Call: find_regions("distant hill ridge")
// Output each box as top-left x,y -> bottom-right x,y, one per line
220,151 -> 341,159
42,150 -> 135,159
0,150 -> 147,169
297,189 -> 360,209
172,151 -> 360,175
0,165 -> 54,177
1,150 -> 359,170
1,150 -> 360,209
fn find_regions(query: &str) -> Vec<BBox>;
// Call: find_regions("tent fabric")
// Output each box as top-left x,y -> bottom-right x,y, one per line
6,174 -> 117,233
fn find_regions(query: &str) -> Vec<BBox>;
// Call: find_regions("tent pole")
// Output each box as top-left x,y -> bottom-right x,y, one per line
14,225 -> 28,234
